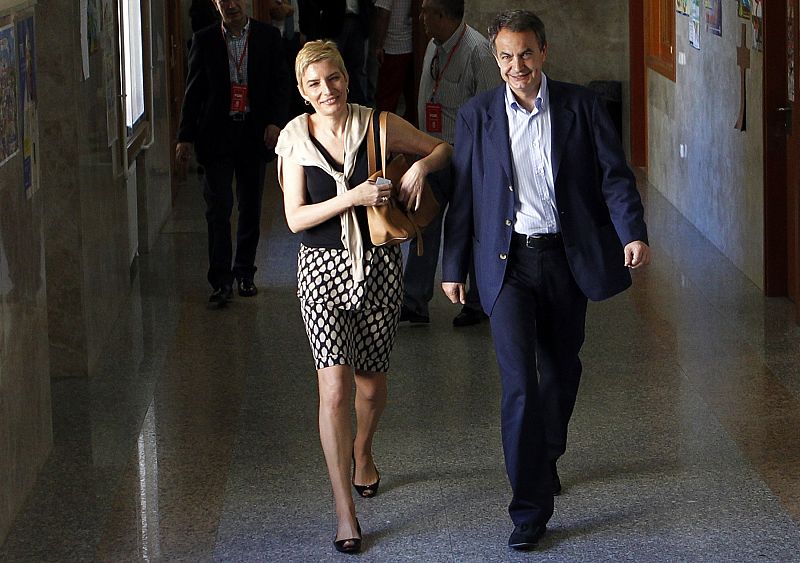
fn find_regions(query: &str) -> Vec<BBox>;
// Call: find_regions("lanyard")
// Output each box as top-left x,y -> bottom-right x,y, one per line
222,25 -> 250,84
430,24 -> 467,100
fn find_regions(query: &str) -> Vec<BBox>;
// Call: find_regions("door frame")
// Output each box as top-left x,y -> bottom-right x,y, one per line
629,2 -> 647,167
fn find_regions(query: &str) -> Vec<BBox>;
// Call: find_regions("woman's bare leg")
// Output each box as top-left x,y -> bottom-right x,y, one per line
318,365 -> 360,544
353,370 -> 387,486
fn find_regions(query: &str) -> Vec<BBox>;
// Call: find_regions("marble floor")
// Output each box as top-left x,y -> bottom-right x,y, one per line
2,168 -> 800,562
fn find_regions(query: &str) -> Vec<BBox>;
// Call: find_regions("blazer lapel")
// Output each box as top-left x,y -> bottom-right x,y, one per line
486,86 -> 513,183
548,80 -> 574,186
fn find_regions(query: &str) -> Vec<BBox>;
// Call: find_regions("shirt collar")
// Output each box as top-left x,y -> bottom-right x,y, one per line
436,21 -> 466,50
506,72 -> 549,115
222,17 -> 250,39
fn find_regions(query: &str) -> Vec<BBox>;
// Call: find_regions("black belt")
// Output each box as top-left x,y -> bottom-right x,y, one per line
231,112 -> 246,122
511,231 -> 563,249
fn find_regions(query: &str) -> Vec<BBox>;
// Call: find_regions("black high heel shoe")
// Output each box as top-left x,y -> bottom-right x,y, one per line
333,519 -> 362,553
352,455 -> 381,498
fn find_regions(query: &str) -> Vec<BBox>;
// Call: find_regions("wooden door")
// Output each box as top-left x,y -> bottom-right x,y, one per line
166,1 -> 187,196
764,0 -> 800,323
787,0 -> 800,320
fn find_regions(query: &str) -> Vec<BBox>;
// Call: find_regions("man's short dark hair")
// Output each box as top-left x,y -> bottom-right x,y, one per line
488,10 -> 547,54
427,0 -> 464,22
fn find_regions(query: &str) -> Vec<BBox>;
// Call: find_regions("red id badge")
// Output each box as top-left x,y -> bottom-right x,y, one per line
230,84 -> 249,113
425,102 -> 442,133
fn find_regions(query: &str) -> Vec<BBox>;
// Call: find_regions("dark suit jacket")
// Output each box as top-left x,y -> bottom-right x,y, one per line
443,80 -> 648,314
178,18 -> 290,164
298,0 -> 371,40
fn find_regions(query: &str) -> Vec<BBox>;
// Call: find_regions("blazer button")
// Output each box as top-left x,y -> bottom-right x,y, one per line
499,253 -> 507,260
505,219 -> 512,226
508,185 -> 514,191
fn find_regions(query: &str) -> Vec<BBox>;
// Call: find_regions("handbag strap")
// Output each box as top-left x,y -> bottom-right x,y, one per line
366,109 -> 377,176
379,111 -> 389,175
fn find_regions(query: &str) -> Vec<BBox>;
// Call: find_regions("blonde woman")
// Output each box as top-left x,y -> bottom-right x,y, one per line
275,41 -> 451,553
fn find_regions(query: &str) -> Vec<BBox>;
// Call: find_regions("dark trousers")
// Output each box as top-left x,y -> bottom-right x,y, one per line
336,15 -> 367,105
404,164 -> 481,316
202,137 -> 266,289
376,52 -> 416,126
489,235 -> 587,526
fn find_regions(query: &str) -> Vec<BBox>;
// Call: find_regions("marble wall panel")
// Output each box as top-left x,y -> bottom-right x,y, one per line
0,5 -> 52,542
648,6 -> 764,287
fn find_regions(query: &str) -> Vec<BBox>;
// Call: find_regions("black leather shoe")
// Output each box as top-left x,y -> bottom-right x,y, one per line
237,277 -> 257,297
551,461 -> 562,496
209,285 -> 233,306
333,519 -> 362,554
508,522 -> 546,550
399,306 -> 429,324
452,306 -> 488,327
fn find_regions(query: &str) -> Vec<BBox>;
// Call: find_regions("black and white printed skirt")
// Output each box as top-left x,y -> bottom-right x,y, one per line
297,244 -> 403,373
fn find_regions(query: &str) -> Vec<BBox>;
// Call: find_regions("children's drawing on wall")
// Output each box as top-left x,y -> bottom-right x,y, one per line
0,24 -> 19,167
17,15 -> 38,198
705,0 -> 722,36
750,0 -> 762,51
677,0 -> 689,15
738,0 -> 752,19
689,0 -> 701,49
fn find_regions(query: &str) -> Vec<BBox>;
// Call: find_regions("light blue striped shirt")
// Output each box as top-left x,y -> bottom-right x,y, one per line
505,73 -> 559,235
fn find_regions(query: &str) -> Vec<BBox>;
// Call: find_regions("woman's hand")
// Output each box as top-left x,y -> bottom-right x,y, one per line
397,161 -> 428,211
349,179 -> 393,207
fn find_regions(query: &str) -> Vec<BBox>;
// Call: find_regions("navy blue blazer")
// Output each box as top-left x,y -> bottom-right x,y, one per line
442,80 -> 648,314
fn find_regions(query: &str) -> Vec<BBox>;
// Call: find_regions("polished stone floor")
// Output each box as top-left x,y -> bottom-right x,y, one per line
2,167 -> 800,562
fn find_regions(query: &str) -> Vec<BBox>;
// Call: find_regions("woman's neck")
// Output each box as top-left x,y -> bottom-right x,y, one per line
311,106 -> 349,140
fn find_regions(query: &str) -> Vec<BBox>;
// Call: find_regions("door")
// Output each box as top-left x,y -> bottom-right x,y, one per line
787,0 -> 800,320
764,0 -> 800,323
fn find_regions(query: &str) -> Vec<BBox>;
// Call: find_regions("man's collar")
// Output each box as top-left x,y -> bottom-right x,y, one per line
222,17 -> 250,38
436,21 -> 466,50
506,73 -> 549,113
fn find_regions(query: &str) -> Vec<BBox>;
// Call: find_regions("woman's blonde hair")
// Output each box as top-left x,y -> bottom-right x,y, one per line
295,40 -> 349,93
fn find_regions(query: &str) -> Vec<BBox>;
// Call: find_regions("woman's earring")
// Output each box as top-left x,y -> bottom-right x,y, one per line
304,99 -> 310,105
346,87 -> 350,94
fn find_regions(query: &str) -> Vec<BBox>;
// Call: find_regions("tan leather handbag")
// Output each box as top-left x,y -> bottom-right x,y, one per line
365,111 -> 440,255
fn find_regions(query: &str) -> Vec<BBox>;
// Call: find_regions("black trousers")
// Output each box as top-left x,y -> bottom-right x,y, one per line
201,123 -> 266,288
489,234 -> 588,526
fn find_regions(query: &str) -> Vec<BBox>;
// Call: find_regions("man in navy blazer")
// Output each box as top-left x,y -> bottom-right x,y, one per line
177,0 -> 290,305
442,10 -> 650,550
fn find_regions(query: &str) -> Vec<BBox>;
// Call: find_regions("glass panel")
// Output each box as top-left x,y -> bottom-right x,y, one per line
122,0 -> 145,130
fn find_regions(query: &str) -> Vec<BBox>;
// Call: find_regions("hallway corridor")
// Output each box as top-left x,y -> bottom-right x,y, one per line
1,169 -> 799,562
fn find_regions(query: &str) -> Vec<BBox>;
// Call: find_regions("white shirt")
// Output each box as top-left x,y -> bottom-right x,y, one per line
505,73 -> 559,235
373,0 -> 413,55
417,23 -> 500,143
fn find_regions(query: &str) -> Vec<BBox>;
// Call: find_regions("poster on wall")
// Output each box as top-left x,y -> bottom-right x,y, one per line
17,15 -> 38,198
689,0 -> 701,49
80,0 -> 90,79
705,0 -> 722,36
677,0 -> 689,15
88,0 -> 102,54
751,0 -> 763,51
0,23 -> 19,168
738,0 -> 752,19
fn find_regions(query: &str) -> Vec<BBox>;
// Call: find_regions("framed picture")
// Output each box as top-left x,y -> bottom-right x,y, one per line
738,0 -> 752,19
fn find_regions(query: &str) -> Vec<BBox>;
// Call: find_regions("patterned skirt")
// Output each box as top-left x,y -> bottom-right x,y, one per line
297,244 -> 403,372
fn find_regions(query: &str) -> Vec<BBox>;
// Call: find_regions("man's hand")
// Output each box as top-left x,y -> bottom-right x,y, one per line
442,282 -> 466,305
624,240 -> 651,269
175,142 -> 193,170
264,124 -> 281,149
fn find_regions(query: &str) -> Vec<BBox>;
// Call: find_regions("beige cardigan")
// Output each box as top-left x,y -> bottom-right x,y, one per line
275,104 -> 374,282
